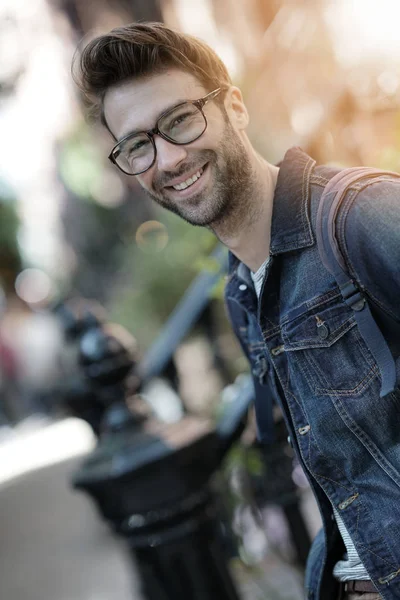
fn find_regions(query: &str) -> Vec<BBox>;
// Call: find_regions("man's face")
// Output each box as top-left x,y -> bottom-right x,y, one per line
104,69 -> 252,227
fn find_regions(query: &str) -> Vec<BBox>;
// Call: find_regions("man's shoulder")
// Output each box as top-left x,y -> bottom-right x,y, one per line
337,169 -> 400,236
310,163 -> 342,188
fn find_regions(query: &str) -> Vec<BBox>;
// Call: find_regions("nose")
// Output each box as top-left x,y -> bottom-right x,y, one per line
154,135 -> 188,172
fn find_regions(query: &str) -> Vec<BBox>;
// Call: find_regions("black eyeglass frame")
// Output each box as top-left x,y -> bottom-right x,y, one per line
108,87 -> 223,176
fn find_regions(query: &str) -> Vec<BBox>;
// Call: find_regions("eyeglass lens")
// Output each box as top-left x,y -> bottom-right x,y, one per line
113,102 -> 206,175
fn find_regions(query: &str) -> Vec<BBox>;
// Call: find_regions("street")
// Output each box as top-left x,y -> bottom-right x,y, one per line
0,419 -> 313,600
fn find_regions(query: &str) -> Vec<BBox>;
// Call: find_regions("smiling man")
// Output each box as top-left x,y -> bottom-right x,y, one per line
104,73 -> 256,232
74,22 -> 400,600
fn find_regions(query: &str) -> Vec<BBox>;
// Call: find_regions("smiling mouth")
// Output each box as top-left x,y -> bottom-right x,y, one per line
166,164 -> 208,192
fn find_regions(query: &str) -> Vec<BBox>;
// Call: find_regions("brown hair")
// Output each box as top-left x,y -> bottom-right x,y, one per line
73,22 -> 232,130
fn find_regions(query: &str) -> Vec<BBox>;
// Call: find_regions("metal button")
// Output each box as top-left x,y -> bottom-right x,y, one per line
315,316 -> 329,339
298,425 -> 311,435
239,284 -> 247,291
317,324 -> 329,339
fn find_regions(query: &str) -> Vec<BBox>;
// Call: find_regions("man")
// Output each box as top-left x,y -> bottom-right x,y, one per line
74,22 -> 400,600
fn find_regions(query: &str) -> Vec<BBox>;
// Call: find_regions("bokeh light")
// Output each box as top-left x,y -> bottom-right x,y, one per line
15,267 -> 53,304
135,220 -> 169,254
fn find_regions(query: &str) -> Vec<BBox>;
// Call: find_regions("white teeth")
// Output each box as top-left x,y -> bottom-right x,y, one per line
173,169 -> 203,191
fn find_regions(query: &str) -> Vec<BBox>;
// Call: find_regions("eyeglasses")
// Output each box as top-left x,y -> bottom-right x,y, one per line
108,88 -> 223,176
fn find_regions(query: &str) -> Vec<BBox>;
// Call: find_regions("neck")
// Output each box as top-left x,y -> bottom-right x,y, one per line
211,148 -> 279,272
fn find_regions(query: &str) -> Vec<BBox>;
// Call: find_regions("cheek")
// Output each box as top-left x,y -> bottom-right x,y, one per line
136,172 -> 153,191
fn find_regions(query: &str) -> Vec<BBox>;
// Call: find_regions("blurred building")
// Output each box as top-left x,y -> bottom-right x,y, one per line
1,0 -> 400,329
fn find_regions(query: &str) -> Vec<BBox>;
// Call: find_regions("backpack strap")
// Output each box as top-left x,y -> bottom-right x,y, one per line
316,167 -> 400,398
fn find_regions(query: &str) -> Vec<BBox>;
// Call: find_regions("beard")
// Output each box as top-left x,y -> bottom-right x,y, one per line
141,120 -> 254,230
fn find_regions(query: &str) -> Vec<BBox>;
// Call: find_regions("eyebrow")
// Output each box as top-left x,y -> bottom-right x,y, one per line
118,97 -> 192,142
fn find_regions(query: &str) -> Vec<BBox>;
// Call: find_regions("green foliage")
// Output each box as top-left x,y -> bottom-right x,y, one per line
59,124 -> 103,200
223,444 -> 265,479
109,209 -> 223,349
0,180 -> 22,291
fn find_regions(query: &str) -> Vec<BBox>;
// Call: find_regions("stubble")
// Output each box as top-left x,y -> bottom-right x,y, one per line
142,120 -> 256,234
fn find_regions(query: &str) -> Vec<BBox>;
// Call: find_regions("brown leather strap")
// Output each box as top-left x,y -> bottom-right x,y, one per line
345,579 -> 378,593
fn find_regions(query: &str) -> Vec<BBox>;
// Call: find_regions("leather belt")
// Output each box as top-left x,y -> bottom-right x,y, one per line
344,579 -> 378,593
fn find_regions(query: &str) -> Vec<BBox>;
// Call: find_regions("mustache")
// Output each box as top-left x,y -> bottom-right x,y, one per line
153,150 -> 216,189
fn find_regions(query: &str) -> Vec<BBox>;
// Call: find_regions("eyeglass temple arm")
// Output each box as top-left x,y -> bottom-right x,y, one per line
196,87 -> 223,109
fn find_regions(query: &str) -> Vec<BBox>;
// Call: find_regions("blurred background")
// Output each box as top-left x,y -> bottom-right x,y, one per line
1,1 -> 400,599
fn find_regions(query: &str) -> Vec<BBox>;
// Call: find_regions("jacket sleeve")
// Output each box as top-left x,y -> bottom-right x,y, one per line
342,176 -> 400,323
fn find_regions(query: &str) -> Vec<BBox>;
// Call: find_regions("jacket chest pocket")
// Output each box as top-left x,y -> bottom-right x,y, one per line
282,300 -> 378,395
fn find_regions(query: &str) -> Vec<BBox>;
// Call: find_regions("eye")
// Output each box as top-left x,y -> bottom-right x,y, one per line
129,140 -> 146,153
126,137 -> 151,156
170,111 -> 192,127
162,106 -> 199,133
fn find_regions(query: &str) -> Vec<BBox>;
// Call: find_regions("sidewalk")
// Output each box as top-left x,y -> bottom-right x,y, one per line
0,418 -> 318,600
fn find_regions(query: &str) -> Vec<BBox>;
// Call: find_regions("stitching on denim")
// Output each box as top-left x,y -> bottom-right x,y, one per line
283,306 -> 378,396
271,358 -> 314,468
310,175 -> 330,186
334,396 -> 400,488
300,158 -> 315,239
280,290 -> 344,327
308,315 -> 376,395
316,365 -> 378,396
302,157 -> 315,243
353,176 -> 400,191
336,188 -> 358,282
313,473 -> 353,492
336,178 -> 400,323
283,318 -> 355,349
303,346 -> 329,389
305,427 -> 351,486
286,338 -> 320,395
271,349 -> 350,489
261,325 -> 281,340
308,424 -> 352,483
356,541 -> 398,570
334,479 -> 396,571
283,352 -> 291,389
337,189 -> 356,255
352,500 -> 398,570
284,387 -> 307,416
286,322 -> 360,395
305,290 -> 342,310
355,501 -> 360,541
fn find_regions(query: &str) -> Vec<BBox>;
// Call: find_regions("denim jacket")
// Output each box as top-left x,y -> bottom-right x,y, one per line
224,147 -> 400,599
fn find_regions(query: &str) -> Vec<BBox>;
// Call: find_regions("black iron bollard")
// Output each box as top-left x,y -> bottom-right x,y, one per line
72,378 -> 254,600
125,498 -> 240,600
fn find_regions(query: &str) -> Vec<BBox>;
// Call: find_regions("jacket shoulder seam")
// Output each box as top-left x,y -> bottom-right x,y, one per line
310,174 -> 329,187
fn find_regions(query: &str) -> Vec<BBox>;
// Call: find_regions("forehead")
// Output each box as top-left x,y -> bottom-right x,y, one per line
103,69 -> 207,141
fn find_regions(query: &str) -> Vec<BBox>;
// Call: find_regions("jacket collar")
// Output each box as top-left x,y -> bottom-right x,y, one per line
228,146 -> 316,276
270,146 -> 315,255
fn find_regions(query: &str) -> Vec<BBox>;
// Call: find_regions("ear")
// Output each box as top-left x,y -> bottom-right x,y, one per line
224,86 -> 249,130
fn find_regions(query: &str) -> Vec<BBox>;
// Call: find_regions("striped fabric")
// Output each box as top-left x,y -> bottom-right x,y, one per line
333,508 -> 370,581
250,257 -> 270,297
